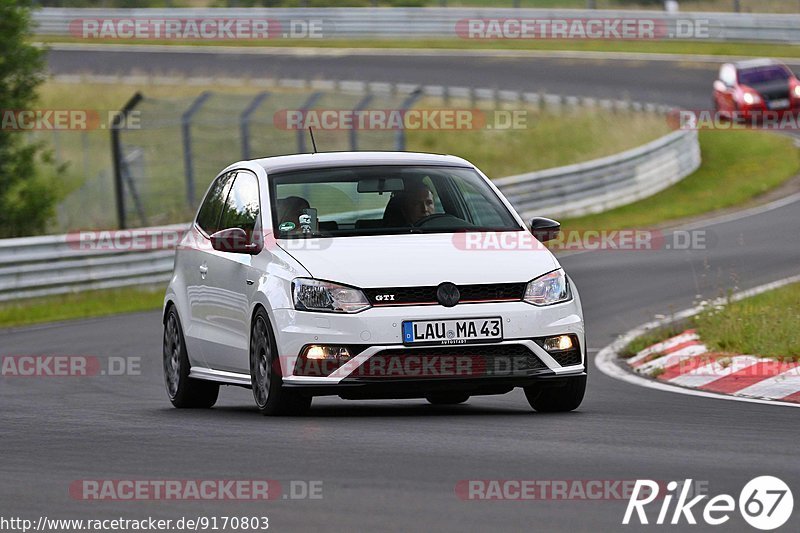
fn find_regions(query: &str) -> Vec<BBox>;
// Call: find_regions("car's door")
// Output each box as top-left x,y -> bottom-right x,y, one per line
184,170 -> 236,368
202,170 -> 263,374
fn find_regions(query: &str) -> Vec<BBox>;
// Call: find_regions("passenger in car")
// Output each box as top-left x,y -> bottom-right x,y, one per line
276,196 -> 310,226
382,182 -> 435,227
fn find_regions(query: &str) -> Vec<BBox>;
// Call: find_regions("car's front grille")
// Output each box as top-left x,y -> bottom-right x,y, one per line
346,343 -> 548,380
760,86 -> 790,102
363,283 -> 526,306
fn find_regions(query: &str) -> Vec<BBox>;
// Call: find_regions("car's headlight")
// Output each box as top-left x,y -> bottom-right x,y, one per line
523,269 -> 572,306
743,92 -> 761,105
293,278 -> 371,313
794,85 -> 800,98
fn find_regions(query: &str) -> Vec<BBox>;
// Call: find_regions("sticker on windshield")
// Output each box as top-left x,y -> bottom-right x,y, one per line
278,221 -> 296,232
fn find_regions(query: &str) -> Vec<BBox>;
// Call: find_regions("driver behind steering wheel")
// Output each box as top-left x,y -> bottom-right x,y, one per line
385,181 -> 435,227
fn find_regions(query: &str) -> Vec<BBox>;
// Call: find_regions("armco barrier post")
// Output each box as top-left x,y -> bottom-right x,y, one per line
111,91 -> 143,230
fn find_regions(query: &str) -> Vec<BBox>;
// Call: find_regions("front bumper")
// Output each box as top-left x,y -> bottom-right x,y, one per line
271,300 -> 585,394
736,101 -> 800,120
284,371 -> 586,399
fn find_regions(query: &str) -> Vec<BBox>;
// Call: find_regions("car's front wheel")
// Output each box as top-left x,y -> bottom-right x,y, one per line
250,309 -> 311,416
524,375 -> 586,413
163,307 -> 219,408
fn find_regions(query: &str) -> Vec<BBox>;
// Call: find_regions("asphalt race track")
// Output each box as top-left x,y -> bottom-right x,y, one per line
1,48 -> 798,531
48,47 -> 715,108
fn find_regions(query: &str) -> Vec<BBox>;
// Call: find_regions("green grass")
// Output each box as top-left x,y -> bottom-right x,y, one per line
693,283 -> 800,360
561,129 -> 800,233
0,286 -> 165,329
621,283 -> 800,362
407,102 -> 671,177
37,35 -> 800,60
619,323 -> 686,358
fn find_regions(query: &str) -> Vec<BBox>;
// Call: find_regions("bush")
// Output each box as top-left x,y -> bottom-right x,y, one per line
0,0 -> 60,237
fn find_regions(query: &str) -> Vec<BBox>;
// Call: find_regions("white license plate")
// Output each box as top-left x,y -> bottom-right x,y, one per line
402,317 -> 503,345
768,98 -> 790,110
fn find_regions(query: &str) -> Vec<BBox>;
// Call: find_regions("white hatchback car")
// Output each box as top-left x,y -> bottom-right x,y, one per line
163,152 -> 586,415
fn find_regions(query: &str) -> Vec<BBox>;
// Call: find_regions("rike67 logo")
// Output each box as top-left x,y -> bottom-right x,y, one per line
624,476 -> 793,530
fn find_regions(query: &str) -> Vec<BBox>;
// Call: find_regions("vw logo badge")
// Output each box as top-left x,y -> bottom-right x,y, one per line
436,282 -> 460,307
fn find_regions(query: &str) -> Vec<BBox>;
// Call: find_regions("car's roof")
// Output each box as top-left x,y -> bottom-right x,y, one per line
733,58 -> 782,70
251,151 -> 474,174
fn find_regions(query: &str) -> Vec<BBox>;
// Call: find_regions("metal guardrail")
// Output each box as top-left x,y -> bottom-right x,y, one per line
0,224 -> 186,302
0,81 -> 700,301
33,7 -> 800,44
495,128 -> 701,219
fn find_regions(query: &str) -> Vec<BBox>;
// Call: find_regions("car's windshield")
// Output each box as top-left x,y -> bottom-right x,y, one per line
738,65 -> 790,86
270,165 -> 523,238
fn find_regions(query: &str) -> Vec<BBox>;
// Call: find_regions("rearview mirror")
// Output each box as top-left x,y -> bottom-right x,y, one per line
530,217 -> 561,243
210,227 -> 262,255
713,80 -> 727,92
357,177 -> 405,194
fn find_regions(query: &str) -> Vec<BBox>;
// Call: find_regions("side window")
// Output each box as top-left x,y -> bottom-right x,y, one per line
219,171 -> 261,233
196,171 -> 235,236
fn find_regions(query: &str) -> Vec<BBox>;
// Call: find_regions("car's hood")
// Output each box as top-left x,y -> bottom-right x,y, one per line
277,232 -> 560,288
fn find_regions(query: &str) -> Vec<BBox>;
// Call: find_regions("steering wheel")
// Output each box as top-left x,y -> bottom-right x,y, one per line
412,213 -> 455,228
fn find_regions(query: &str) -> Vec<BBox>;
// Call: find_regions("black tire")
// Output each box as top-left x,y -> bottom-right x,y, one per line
250,308 -> 311,416
163,306 -> 219,408
425,392 -> 470,405
524,375 -> 586,413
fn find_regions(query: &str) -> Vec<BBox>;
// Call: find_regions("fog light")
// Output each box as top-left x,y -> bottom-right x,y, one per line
296,345 -> 353,377
543,335 -> 574,352
304,345 -> 351,360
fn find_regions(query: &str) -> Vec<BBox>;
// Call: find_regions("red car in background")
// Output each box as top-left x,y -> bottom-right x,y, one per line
713,59 -> 800,119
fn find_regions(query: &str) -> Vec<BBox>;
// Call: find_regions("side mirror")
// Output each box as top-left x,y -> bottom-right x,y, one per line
530,217 -> 561,243
713,80 -> 727,92
210,227 -> 262,255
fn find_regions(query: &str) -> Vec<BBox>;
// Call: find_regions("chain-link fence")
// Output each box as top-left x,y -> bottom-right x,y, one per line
49,79 -> 677,233
53,82 -> 422,230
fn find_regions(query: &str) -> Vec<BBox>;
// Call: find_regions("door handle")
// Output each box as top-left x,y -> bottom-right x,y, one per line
199,264 -> 208,280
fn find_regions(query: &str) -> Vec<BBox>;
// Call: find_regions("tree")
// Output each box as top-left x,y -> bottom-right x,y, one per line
0,0 -> 58,238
